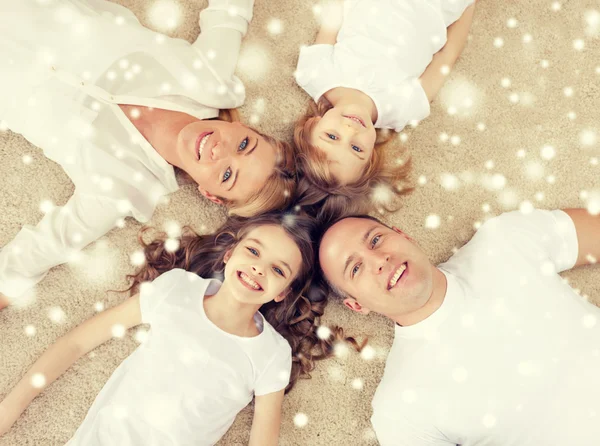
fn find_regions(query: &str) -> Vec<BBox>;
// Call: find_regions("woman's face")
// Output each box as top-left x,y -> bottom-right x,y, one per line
223,225 -> 303,306
175,120 -> 278,205
310,105 -> 377,185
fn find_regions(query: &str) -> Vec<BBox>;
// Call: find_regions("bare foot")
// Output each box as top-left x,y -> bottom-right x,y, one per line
0,293 -> 9,311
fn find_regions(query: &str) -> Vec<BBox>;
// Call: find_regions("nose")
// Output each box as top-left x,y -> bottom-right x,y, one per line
367,250 -> 390,274
251,264 -> 265,276
210,142 -> 223,161
343,119 -> 363,132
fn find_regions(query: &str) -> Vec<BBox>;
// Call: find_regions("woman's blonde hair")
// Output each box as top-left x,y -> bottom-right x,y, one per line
217,109 -> 297,218
293,99 -> 412,223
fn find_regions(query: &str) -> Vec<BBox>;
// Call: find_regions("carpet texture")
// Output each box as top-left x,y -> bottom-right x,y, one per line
1,0 -> 599,445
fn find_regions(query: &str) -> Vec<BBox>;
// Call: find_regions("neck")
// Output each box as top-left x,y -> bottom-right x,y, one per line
323,87 -> 378,123
393,267 -> 448,327
203,283 -> 262,337
118,105 -> 196,168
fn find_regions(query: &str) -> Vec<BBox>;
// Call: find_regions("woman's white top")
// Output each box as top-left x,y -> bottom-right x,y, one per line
66,269 -> 292,446
0,0 -> 253,298
295,0 -> 474,131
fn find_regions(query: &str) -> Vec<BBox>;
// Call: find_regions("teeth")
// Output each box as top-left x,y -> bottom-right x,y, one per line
198,133 -> 211,158
346,115 -> 363,126
240,272 -> 261,290
388,263 -> 407,289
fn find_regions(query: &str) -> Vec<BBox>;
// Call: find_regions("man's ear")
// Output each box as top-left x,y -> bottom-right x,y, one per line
343,297 -> 370,315
391,226 -> 414,243
198,186 -> 224,205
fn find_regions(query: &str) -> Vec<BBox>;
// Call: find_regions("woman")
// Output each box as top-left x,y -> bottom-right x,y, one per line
0,0 -> 296,305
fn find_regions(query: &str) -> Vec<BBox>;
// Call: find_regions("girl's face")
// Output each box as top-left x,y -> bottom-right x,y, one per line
310,105 -> 377,185
223,225 -> 303,306
175,120 -> 278,206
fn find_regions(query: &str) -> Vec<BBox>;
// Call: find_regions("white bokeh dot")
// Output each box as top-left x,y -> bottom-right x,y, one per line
130,250 -> 146,266
293,413 -> 308,428
540,145 -> 556,160
352,378 -> 364,390
112,324 -> 126,338
316,325 -> 332,339
48,307 -> 66,324
267,18 -> 283,35
25,325 -> 37,336
31,373 -> 46,389
360,345 -> 376,361
425,214 -> 441,229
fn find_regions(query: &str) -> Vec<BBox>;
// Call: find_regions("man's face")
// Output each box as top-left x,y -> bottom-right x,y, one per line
319,218 -> 436,320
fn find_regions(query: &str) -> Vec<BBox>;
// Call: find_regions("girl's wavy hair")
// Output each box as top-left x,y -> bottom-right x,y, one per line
125,211 -> 364,392
216,109 -> 297,218
293,98 -> 413,223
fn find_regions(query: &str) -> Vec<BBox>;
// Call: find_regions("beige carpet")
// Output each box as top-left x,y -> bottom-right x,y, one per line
1,0 -> 599,444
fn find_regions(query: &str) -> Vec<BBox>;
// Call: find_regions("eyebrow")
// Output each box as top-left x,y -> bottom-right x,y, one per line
228,138 -> 259,191
342,224 -> 379,277
319,136 -> 366,161
246,237 -> 292,275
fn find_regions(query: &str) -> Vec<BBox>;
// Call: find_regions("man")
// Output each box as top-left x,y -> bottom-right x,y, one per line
318,208 -> 600,445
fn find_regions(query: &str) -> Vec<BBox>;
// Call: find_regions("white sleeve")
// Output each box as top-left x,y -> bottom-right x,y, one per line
379,77 -> 431,131
480,209 -> 579,273
254,343 -> 292,396
192,0 -> 254,94
139,268 -> 191,324
294,44 -> 336,102
371,413 -> 455,446
0,191 -> 124,300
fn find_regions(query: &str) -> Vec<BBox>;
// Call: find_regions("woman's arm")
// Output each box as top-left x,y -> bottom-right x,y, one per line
0,294 -> 142,436
0,191 -> 126,300
418,2 -> 476,102
248,389 -> 285,446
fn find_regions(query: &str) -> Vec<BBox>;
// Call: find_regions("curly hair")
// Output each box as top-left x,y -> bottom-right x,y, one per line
293,98 -> 413,223
125,211 -> 364,392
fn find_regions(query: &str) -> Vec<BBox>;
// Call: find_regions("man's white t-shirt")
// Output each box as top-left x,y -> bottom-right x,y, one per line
294,0 -> 474,132
67,269 -> 292,446
371,210 -> 600,446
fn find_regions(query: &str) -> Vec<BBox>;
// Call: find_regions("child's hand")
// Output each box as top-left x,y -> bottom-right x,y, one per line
318,0 -> 344,32
0,402 -> 19,437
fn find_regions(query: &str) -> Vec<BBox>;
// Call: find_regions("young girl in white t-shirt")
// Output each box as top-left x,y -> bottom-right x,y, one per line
0,212 -> 360,445
293,0 -> 477,221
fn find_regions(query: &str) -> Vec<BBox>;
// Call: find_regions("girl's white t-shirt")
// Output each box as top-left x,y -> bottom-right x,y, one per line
295,0 -> 475,131
67,269 -> 292,446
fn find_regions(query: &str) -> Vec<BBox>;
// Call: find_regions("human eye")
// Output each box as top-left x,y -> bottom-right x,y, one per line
246,247 -> 259,256
326,133 -> 338,141
371,235 -> 380,247
238,137 -> 249,151
351,263 -> 360,278
352,145 -> 363,152
273,266 -> 285,277
222,167 -> 232,183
